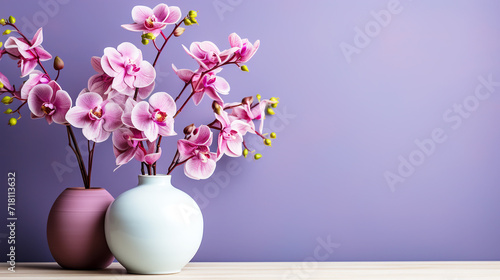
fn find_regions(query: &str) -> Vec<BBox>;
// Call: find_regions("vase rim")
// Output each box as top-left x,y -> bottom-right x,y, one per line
138,174 -> 171,177
65,187 -> 105,191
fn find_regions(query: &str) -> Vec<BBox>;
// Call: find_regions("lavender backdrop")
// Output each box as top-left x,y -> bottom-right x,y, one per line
1,0 -> 500,264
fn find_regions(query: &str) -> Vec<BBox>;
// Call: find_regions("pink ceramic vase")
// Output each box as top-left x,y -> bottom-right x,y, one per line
47,187 -> 114,269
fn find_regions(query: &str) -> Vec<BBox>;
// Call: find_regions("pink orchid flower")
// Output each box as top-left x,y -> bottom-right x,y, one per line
183,41 -> 226,70
65,92 -> 123,143
215,111 -> 252,159
228,33 -> 260,63
112,127 -> 147,166
0,72 -> 13,93
172,65 -> 230,105
228,98 -> 277,134
88,56 -> 155,101
136,140 -> 162,165
122,4 -> 181,37
131,92 -> 176,142
20,70 -> 50,99
27,82 -> 71,125
178,125 -> 217,180
4,28 -> 52,77
101,42 -> 155,97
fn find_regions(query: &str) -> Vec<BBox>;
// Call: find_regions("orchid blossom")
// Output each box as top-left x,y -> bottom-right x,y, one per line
122,4 -> 181,37
215,111 -> 252,159
101,42 -> 155,97
112,127 -> 147,166
172,65 -> 230,105
228,33 -> 260,63
4,28 -> 52,77
131,92 -> 176,142
177,125 -> 217,180
65,92 -> 123,143
27,82 -> 71,125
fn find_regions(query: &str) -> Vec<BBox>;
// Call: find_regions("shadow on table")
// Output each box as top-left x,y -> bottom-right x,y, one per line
19,263 -> 128,275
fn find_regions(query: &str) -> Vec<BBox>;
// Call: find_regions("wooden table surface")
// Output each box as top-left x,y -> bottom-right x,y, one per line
1,262 -> 500,279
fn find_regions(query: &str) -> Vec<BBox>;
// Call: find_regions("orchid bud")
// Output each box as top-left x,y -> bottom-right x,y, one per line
264,139 -> 272,146
189,10 -> 198,18
240,65 -> 249,72
212,101 -> 222,115
254,153 -> 262,160
0,42 -> 3,48
190,18 -> 198,24
256,94 -> 261,102
53,56 -> 64,70
266,108 -> 275,115
242,96 -> 253,105
144,33 -> 155,40
184,18 -> 193,26
8,117 -> 17,126
4,108 -> 12,114
2,30 -> 11,35
174,27 -> 185,37
141,38 -> 149,45
0,19 -> 6,26
0,82 -> 4,88
270,132 -> 277,139
183,123 -> 195,135
243,149 -> 249,158
8,16 -> 16,24
1,96 -> 13,105
270,97 -> 279,108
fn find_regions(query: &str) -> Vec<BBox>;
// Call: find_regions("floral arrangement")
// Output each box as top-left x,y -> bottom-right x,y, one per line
0,4 -> 280,188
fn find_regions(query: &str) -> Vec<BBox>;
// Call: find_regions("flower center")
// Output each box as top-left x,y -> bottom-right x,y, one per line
195,148 -> 211,163
89,106 -> 103,120
125,59 -> 140,75
203,73 -> 216,87
222,128 -> 237,140
152,109 -> 167,126
145,15 -> 158,28
41,102 -> 55,116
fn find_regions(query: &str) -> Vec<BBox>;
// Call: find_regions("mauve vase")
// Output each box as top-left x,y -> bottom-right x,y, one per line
47,187 -> 115,269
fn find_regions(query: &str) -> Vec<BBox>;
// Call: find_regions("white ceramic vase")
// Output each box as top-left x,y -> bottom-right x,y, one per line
104,175 -> 203,274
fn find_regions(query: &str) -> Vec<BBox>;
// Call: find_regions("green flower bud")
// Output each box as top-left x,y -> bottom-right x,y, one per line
8,117 -> 17,126
212,101 -> 222,115
240,65 -> 249,72
256,94 -> 261,101
188,10 -> 198,18
8,16 -> 16,24
270,97 -> 279,108
264,139 -> 272,146
270,132 -> 277,139
254,153 -> 262,160
0,19 -> 6,26
0,42 -> 3,48
190,18 -> 198,24
144,33 -> 155,40
3,30 -> 11,35
53,56 -> 64,70
266,108 -> 275,115
142,38 -> 149,45
0,82 -> 4,88
184,18 -> 193,26
4,108 -> 12,114
243,149 -> 249,158
2,96 -> 13,105
174,27 -> 185,37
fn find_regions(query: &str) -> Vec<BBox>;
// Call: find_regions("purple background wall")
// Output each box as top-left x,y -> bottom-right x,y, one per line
2,0 -> 500,262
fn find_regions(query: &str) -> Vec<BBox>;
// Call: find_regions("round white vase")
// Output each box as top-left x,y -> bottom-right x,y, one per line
104,175 -> 203,274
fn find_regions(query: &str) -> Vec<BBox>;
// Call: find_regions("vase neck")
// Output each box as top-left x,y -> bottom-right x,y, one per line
138,175 -> 172,187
